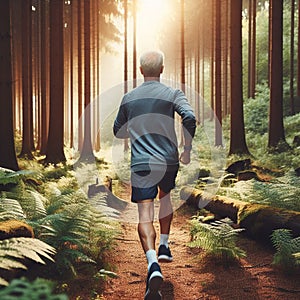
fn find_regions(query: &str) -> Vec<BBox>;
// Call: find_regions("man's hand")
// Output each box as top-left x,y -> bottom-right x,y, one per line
179,150 -> 191,165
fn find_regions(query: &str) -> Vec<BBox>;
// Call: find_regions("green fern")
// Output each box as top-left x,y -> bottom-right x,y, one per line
43,164 -> 72,181
0,165 -> 118,283
83,207 -> 119,264
21,191 -> 47,221
0,237 -> 56,286
36,202 -> 96,278
271,229 -> 300,271
219,170 -> 300,212
0,198 -> 25,221
189,217 -> 246,264
0,277 -> 68,299
0,167 -> 37,186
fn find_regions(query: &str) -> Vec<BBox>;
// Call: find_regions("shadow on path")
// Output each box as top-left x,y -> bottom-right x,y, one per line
161,280 -> 175,300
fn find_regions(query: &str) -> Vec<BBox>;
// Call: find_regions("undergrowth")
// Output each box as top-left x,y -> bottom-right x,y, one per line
189,217 -> 246,266
271,229 -> 300,273
0,160 -> 119,299
218,170 -> 300,211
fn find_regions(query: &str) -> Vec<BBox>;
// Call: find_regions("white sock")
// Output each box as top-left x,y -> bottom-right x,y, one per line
159,234 -> 169,248
146,249 -> 158,270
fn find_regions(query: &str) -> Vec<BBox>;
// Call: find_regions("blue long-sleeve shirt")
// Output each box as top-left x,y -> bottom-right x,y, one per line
113,81 -> 196,171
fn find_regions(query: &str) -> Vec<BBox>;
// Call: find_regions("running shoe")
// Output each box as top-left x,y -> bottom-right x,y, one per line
158,245 -> 173,262
144,262 -> 163,300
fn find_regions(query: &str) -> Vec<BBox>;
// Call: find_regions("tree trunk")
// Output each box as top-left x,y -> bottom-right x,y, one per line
210,0 -> 215,119
297,0 -> 300,98
195,29 -> 200,125
79,0 -> 95,161
123,0 -> 129,152
181,186 -> 300,244
248,0 -> 256,99
40,0 -> 50,155
228,0 -> 250,155
45,0 -> 66,164
64,3 -> 71,150
0,0 -> 19,171
268,0 -> 287,150
133,0 -> 137,89
78,0 -> 84,151
290,0 -> 295,115
20,0 -> 34,159
180,0 -> 185,92
11,0 -> 22,137
95,0 -> 101,152
70,0 -> 76,149
214,0 -> 222,147
223,0 -> 230,117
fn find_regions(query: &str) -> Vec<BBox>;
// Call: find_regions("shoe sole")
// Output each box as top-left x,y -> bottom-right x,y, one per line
144,271 -> 163,300
144,290 -> 162,300
158,255 -> 173,262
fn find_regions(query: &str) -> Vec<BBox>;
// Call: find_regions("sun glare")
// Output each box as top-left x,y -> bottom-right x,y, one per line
137,0 -> 171,51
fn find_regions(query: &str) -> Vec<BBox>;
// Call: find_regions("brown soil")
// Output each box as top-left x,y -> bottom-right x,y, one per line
99,189 -> 300,300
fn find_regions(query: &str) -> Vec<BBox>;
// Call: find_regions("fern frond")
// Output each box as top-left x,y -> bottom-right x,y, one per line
37,203 -> 95,277
0,198 -> 25,221
219,173 -> 300,211
0,237 -> 56,285
0,167 -> 37,186
271,229 -> 293,253
0,257 -> 27,270
271,229 -> 300,271
0,237 -> 56,266
21,190 -> 47,220
189,217 -> 246,262
0,278 -> 68,298
0,277 -> 8,286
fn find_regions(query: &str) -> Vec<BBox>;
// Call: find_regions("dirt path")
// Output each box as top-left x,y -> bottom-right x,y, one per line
102,205 -> 209,300
101,200 -> 300,300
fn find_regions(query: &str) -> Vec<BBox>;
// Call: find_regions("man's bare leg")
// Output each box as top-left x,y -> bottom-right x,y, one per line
137,199 -> 156,253
137,199 -> 163,299
158,190 -> 173,235
158,190 -> 174,262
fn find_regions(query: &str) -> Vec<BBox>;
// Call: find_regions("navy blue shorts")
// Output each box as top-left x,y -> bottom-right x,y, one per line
131,165 -> 179,203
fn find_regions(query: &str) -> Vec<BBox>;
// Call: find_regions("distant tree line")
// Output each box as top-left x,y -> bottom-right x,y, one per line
0,0 -> 299,171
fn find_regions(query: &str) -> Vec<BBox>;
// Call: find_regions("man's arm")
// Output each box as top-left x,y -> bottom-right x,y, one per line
174,90 -> 196,164
113,103 -> 129,139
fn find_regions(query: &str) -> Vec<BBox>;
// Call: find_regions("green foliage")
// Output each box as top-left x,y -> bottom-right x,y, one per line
284,113 -> 300,147
0,163 -> 118,292
244,82 -> 269,135
32,175 -> 118,280
0,167 -> 37,186
0,278 -> 68,300
1,189 -> 48,222
42,164 -> 73,181
271,229 -> 300,272
189,217 -> 246,265
242,2 -> 298,97
37,203 -> 97,278
219,170 -> 300,212
0,238 -> 56,286
243,82 -> 297,139
0,198 -> 25,221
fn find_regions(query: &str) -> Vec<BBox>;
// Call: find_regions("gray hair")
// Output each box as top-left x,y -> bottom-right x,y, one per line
140,50 -> 164,77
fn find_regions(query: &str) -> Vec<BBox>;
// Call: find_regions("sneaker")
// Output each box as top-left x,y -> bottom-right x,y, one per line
144,262 -> 163,300
158,245 -> 173,262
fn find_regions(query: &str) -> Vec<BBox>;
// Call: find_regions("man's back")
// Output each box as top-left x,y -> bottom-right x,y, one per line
114,81 -> 195,171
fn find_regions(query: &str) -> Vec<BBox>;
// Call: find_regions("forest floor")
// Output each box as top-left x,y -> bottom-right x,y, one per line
70,184 -> 300,300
